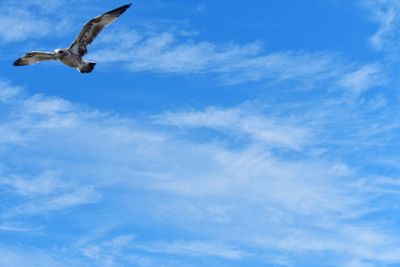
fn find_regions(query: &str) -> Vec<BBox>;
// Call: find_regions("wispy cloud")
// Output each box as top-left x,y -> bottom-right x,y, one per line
91,30 -> 348,85
0,1 -> 68,43
8,187 -> 101,217
156,105 -> 311,150
137,240 -> 247,260
0,13 -> 51,43
1,171 -> 66,196
88,27 -> 394,95
338,64 -> 386,99
1,80 -> 400,266
0,246 -> 69,267
0,0 -> 102,44
79,235 -> 135,267
0,81 -> 21,102
0,225 -> 30,232
79,235 -> 246,266
0,170 -> 101,217
361,0 -> 400,52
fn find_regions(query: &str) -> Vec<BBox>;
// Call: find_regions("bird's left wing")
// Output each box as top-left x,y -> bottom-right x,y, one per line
13,51 -> 57,66
69,4 -> 131,56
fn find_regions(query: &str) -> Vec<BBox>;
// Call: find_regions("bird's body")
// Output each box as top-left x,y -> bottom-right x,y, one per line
56,49 -> 80,68
54,49 -> 96,73
13,4 -> 131,74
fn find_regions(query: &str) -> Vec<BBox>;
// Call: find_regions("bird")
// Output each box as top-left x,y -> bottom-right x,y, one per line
13,4 -> 131,74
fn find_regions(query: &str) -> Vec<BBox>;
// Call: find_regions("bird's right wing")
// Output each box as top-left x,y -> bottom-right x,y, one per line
69,4 -> 131,57
13,51 -> 57,66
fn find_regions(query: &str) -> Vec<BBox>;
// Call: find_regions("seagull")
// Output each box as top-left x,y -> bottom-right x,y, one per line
13,4 -> 131,74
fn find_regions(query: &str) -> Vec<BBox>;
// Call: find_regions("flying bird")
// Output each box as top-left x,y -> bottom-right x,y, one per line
13,4 -> 131,74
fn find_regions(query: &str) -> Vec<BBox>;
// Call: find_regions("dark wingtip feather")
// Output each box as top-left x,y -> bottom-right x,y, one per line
13,58 -> 25,66
118,4 -> 132,12
122,4 -> 132,9
105,4 -> 132,16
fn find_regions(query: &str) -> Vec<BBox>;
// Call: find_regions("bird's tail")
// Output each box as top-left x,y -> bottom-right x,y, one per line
78,61 -> 96,73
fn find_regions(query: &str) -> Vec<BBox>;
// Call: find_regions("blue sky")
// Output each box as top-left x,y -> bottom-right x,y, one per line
1,1 -> 400,266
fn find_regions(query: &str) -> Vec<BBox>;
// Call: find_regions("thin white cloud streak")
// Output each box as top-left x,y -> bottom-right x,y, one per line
0,171 -> 67,196
156,105 -> 310,150
338,64 -> 386,99
8,187 -> 101,217
0,159 -> 101,217
361,0 -> 400,52
135,240 -> 247,260
80,235 -> 135,267
0,225 -> 30,232
79,236 -> 246,265
270,224 -> 400,262
0,246 -> 69,267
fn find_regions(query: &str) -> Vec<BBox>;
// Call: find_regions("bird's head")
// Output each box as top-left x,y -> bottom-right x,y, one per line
55,49 -> 65,56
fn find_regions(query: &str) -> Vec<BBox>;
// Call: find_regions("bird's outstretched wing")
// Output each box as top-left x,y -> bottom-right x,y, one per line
13,52 -> 57,66
69,4 -> 131,56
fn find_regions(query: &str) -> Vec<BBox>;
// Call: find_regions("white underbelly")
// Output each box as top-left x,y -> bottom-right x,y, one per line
59,56 -> 82,68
